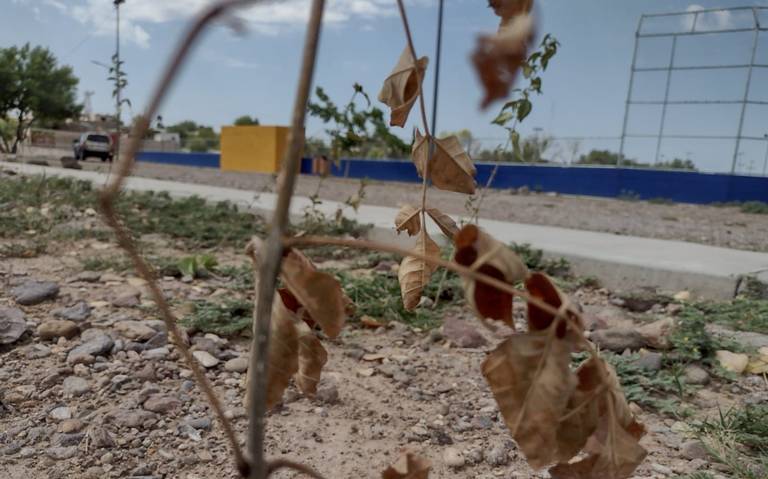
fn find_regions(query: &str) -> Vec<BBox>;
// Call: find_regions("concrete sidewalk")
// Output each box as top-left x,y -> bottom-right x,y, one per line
3,160 -> 767,299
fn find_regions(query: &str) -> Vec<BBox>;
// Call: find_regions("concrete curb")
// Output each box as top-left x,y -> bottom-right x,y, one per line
3,160 -> 767,299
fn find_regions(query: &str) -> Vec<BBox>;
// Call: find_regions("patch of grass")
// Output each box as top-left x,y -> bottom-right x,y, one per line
181,298 -> 252,336
509,243 -> 571,277
335,268 -> 461,330
740,201 -> 768,215
681,299 -> 768,336
601,352 -> 689,416
693,404 -> 768,479
80,256 -> 132,272
0,240 -> 47,258
217,263 -> 255,291
740,276 -> 768,301
648,197 -> 675,205
0,174 -> 265,249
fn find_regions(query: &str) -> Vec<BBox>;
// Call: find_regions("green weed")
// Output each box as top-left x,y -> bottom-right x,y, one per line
740,201 -> 768,215
79,256 -> 132,272
509,242 -> 571,277
681,299 -> 768,336
181,298 -> 252,336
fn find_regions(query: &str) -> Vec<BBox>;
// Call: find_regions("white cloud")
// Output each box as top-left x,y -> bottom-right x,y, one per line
222,56 -> 260,69
682,4 -> 734,31
35,0 -> 405,47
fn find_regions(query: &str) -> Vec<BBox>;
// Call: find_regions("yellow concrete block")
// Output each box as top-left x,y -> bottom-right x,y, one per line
220,125 -> 291,173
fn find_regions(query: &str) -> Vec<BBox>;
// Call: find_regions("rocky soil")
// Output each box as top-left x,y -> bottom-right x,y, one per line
2,234 -> 767,479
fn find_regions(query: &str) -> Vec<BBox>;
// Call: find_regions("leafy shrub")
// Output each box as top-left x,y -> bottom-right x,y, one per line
181,299 -> 252,335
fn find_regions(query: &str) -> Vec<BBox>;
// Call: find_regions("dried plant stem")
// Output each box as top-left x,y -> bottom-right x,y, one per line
395,0 -> 431,225
247,1 -> 326,478
98,1 -> 265,475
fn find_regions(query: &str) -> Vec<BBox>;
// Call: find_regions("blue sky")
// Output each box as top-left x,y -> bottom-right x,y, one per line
2,0 -> 768,173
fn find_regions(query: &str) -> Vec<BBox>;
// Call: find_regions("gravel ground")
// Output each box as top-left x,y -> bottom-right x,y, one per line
67,160 -> 768,253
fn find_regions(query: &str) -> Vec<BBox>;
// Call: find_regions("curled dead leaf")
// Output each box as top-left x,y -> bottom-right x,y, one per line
395,205 -> 421,236
281,248 -> 346,338
525,272 -> 583,338
472,14 -> 535,109
295,320 -> 328,397
398,230 -> 440,311
263,289 -> 300,410
378,47 -> 429,127
554,357 -> 602,462
425,207 -> 459,241
454,224 -> 528,326
488,0 -> 534,26
382,452 -> 431,479
482,322 -> 577,469
549,359 -> 647,479
413,130 -> 477,194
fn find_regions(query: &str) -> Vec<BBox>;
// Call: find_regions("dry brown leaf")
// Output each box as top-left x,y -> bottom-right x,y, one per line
264,289 -> 300,409
295,320 -> 328,397
381,452 -> 431,479
472,14 -> 535,109
488,0 -> 534,26
378,47 -> 429,127
426,207 -> 459,241
413,130 -> 477,194
395,204 -> 421,236
554,357 -> 602,462
454,224 -> 528,326
549,359 -> 647,479
525,272 -> 583,338
398,230 -> 440,311
281,248 -> 346,338
482,325 -> 577,469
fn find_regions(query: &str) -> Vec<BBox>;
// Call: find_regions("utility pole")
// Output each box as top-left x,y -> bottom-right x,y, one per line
114,0 -> 125,163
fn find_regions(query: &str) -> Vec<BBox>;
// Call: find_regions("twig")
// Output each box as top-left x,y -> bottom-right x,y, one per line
247,1 -> 326,478
98,1 -> 267,476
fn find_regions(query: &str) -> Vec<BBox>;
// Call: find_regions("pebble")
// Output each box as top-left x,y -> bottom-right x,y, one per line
143,347 -> 169,360
58,419 -> 84,433
37,320 -> 79,340
185,417 -> 212,430
67,332 -> 114,363
443,447 -> 465,468
143,394 -> 181,414
114,321 -> 156,341
224,356 -> 248,372
484,443 -> 509,466
0,306 -> 27,344
88,426 -> 116,449
49,406 -> 72,420
193,350 -> 219,368
111,287 -> 141,307
683,365 -> 710,385
108,408 -> 157,429
63,376 -> 90,396
442,316 -> 487,348
54,301 -> 92,321
651,463 -> 673,475
680,439 -> 709,460
316,383 -> 339,404
632,351 -> 663,371
12,280 -> 60,305
25,344 -> 51,359
45,446 -> 78,460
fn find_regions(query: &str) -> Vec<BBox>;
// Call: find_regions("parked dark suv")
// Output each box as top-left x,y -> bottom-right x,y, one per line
73,132 -> 113,162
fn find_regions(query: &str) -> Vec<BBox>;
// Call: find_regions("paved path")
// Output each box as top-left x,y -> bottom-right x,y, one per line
3,160 -> 767,298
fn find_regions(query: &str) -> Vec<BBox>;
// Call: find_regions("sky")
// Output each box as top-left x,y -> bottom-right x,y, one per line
2,0 -> 768,173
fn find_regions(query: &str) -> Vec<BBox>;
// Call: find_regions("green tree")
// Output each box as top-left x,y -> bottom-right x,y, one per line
234,115 -> 260,126
166,120 -> 219,152
576,149 -> 626,166
307,83 -> 409,159
0,44 -> 81,152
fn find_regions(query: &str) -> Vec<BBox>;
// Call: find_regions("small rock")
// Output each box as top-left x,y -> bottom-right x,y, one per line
12,280 -> 59,305
135,363 -> 157,381
681,439 -> 710,460
58,419 -> 84,433
87,426 -> 116,449
114,320 -> 156,341
637,317 -> 675,350
49,406 -> 72,420
443,447 -> 465,468
224,357 -> 248,373
484,443 -> 509,466
37,320 -> 79,340
651,463 -> 673,475
54,302 -> 92,322
25,344 -> 51,359
315,383 -> 339,404
193,350 -> 219,368
683,365 -> 710,385
185,417 -> 212,430
443,316 -> 487,348
716,350 -> 749,374
67,332 -> 114,362
143,394 -> 181,414
144,331 -> 168,349
632,351 -> 663,371
618,288 -> 671,313
63,376 -> 90,396
589,328 -> 645,352
674,291 -> 691,301
45,446 -> 78,460
131,464 -> 153,476
74,271 -> 101,283
0,306 -> 27,344
143,347 -> 169,360
53,432 -> 85,447
111,287 -> 141,307
108,408 -> 157,429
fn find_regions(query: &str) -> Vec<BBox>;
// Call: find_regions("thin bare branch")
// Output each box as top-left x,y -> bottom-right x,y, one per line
247,1 -> 326,478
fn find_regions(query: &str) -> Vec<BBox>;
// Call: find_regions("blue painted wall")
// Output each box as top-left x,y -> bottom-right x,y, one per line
138,151 -> 219,168
134,152 -> 766,204
301,157 -> 768,204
